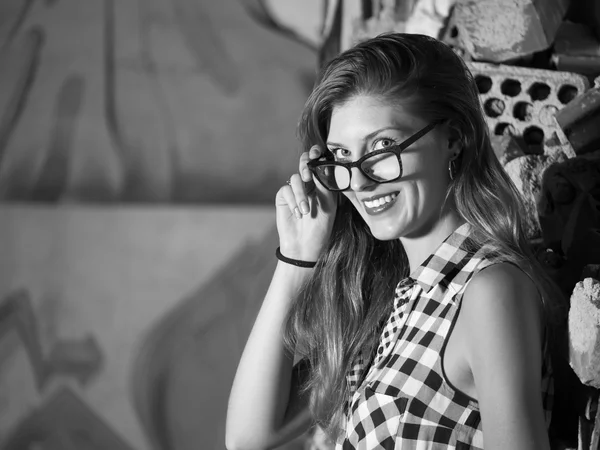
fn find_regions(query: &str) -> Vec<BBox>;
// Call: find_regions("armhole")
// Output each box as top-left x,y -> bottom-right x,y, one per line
439,290 -> 479,407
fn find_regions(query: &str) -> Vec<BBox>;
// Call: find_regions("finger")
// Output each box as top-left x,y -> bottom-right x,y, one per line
298,152 -> 312,183
289,173 -> 310,216
299,145 -> 322,183
276,183 -> 302,219
308,145 -> 322,160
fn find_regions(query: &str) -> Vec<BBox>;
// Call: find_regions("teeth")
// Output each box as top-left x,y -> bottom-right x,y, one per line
365,193 -> 396,209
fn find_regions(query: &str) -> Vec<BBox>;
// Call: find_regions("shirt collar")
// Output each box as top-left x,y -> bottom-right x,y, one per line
408,222 -> 477,295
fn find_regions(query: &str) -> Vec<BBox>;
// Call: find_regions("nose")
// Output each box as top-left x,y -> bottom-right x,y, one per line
349,167 -> 375,192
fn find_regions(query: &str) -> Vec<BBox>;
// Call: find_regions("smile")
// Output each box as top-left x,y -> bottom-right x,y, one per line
362,193 -> 398,215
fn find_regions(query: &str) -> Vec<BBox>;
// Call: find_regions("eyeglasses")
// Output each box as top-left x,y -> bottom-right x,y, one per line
307,121 -> 440,192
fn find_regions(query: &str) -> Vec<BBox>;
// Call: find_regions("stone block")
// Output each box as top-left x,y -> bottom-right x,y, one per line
454,0 -> 571,62
569,277 -> 600,389
504,146 -> 569,240
440,3 -> 473,61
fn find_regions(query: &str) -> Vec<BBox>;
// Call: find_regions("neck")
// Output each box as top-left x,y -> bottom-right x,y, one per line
400,209 -> 465,273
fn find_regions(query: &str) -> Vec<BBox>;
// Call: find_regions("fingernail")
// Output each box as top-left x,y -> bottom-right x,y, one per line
300,201 -> 309,214
303,168 -> 311,180
294,207 -> 302,219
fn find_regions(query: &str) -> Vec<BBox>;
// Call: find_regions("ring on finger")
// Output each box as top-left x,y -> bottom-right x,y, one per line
286,179 -> 292,186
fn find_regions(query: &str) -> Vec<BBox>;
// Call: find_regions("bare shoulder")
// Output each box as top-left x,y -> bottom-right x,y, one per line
457,264 -> 551,448
460,261 -> 544,376
462,262 -> 542,323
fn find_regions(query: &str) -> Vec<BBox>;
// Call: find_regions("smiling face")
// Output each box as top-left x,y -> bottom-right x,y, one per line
326,95 -> 458,241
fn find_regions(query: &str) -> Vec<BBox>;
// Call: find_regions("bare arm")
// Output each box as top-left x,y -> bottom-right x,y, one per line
462,263 -> 550,450
226,145 -> 335,450
225,262 -> 315,450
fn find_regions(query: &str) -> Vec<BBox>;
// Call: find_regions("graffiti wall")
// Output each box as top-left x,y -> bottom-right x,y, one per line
0,205 -> 292,449
0,0 -> 327,449
0,0 -> 322,203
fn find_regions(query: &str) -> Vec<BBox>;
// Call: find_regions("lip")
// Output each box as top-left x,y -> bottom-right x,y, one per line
361,192 -> 399,216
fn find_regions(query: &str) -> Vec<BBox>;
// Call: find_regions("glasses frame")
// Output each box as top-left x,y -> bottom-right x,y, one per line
307,120 -> 441,192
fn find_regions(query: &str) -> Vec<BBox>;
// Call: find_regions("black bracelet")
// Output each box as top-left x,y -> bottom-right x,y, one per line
275,247 -> 317,268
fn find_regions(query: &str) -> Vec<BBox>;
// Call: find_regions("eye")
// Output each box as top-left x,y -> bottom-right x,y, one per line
373,137 -> 397,150
331,148 -> 352,160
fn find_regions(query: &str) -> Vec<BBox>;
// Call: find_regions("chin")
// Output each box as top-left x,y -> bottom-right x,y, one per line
367,223 -> 405,241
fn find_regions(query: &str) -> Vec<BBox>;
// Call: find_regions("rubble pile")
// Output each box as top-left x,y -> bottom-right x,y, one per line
437,0 -> 600,251
441,2 -> 600,447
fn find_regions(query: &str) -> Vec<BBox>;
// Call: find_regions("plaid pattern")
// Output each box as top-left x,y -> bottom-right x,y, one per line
337,223 -> 553,449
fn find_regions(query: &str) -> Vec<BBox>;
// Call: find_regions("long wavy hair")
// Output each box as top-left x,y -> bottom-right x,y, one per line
282,33 -> 564,439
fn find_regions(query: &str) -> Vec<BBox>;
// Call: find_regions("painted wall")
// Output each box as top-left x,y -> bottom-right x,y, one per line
0,1 -> 326,448
0,205 -> 303,449
0,0 -> 322,203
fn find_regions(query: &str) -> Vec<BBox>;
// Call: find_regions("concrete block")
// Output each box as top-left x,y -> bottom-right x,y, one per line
454,0 -> 571,62
490,134 -> 527,166
440,3 -> 473,61
504,146 -> 569,240
469,61 -> 589,155
554,86 -> 600,155
551,22 -> 600,79
569,277 -> 600,389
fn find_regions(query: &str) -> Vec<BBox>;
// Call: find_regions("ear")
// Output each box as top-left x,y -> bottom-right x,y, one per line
446,126 -> 463,159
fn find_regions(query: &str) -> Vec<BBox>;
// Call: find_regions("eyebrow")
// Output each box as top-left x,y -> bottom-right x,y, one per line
326,125 -> 414,148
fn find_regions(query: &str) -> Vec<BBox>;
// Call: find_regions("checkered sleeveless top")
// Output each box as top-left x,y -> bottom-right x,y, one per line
336,223 -> 553,449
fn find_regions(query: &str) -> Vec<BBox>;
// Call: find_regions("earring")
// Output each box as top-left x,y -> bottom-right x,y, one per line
448,158 -> 458,181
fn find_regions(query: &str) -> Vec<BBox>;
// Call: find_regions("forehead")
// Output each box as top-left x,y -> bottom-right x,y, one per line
328,95 -> 425,140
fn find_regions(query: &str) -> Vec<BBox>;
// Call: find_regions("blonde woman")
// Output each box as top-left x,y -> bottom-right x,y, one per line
227,33 -> 562,450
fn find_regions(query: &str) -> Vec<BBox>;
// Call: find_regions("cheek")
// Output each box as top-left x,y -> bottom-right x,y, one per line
342,192 -> 362,211
403,150 -> 448,190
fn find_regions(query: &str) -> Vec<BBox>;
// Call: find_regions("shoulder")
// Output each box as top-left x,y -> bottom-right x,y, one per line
456,266 -> 551,448
460,261 -> 544,371
464,261 -> 540,307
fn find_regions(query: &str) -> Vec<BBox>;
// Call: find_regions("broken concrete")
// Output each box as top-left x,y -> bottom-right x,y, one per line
504,145 -> 570,239
454,0 -> 571,62
569,277 -> 600,389
490,134 -> 527,166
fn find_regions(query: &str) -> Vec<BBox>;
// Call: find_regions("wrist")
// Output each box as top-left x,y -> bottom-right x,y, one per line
273,259 -> 315,288
278,242 -> 323,263
276,247 -> 317,268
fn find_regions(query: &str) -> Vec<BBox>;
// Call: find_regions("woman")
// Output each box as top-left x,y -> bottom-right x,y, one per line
226,33 -> 561,450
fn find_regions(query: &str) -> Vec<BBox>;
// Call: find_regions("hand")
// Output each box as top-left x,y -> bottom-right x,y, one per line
275,145 -> 338,262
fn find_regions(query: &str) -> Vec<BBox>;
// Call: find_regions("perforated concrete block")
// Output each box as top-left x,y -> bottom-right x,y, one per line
469,62 -> 589,156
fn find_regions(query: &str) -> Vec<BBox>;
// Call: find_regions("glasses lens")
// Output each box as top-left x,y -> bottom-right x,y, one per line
361,152 -> 400,182
314,165 -> 350,190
